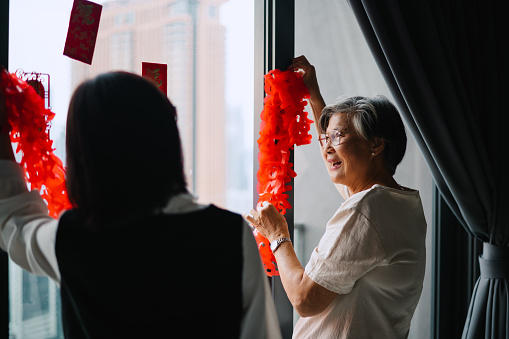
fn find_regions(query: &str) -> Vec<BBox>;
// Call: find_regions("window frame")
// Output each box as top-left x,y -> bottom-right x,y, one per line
254,0 -> 295,337
1,0 -> 9,335
432,186 -> 482,338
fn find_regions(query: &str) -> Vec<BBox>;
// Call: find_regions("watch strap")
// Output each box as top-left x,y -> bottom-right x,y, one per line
270,237 -> 291,253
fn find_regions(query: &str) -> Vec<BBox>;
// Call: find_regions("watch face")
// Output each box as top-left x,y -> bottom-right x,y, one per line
270,240 -> 278,252
270,237 -> 290,253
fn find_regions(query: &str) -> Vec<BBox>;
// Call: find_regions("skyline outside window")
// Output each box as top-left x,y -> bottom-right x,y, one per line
8,0 -> 253,336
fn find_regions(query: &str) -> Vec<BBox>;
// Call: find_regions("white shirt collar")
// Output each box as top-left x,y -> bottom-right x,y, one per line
160,193 -> 209,215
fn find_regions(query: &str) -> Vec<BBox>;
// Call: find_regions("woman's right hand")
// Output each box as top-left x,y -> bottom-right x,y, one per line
288,56 -> 326,131
288,55 -> 321,99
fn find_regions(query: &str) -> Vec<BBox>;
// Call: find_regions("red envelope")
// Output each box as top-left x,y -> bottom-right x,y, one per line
63,0 -> 102,65
142,62 -> 168,95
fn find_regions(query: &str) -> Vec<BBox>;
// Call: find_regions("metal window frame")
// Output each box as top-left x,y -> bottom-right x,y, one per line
432,185 -> 482,338
1,1 -> 10,336
254,0 -> 295,338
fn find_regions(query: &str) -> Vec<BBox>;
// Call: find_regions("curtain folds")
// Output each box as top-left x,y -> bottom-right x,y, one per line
347,0 -> 508,337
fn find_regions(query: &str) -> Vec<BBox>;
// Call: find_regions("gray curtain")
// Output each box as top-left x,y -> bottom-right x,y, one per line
346,0 -> 509,337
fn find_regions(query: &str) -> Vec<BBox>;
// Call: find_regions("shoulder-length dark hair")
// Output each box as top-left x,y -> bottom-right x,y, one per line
65,71 -> 187,226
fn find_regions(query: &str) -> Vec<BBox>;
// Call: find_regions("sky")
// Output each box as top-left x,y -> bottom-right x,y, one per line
9,0 -> 254,142
9,0 -> 74,135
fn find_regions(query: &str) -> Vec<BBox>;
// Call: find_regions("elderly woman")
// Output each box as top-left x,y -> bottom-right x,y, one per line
246,56 -> 426,338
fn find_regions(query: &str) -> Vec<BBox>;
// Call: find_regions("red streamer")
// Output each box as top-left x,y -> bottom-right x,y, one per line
1,68 -> 71,218
255,69 -> 313,276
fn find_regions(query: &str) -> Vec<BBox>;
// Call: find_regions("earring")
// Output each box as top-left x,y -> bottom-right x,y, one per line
371,152 -> 375,156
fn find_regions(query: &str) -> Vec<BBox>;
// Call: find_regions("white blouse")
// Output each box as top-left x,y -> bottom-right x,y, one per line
293,185 -> 427,339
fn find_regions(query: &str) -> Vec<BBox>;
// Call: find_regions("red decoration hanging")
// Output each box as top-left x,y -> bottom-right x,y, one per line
16,70 -> 51,111
63,0 -> 102,65
1,68 -> 71,218
255,69 -> 313,276
142,62 -> 168,95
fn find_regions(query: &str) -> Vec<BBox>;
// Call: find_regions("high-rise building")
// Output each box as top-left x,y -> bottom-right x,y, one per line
71,0 -> 227,207
9,264 -> 61,339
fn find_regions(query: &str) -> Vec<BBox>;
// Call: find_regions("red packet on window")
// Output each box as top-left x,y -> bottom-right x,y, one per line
63,0 -> 102,65
142,62 -> 168,95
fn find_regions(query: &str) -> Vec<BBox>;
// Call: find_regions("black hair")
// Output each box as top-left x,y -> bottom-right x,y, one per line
66,71 -> 187,226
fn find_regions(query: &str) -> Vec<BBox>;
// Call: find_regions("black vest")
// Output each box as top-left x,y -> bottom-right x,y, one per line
56,205 -> 243,339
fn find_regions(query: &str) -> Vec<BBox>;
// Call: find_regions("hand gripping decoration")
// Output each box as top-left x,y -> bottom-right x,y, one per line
255,69 -> 313,276
1,68 -> 71,218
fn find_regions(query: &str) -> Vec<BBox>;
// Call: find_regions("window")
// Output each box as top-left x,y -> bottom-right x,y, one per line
168,0 -> 188,16
209,5 -> 217,18
110,31 -> 133,70
7,0 -> 253,336
9,270 -> 59,338
124,12 -> 135,25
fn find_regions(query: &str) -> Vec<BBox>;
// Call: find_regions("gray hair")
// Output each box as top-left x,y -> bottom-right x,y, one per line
319,95 -> 407,175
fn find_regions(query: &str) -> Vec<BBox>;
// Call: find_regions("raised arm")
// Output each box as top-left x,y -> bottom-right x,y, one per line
288,55 -> 326,136
288,56 -> 350,200
0,76 -> 61,284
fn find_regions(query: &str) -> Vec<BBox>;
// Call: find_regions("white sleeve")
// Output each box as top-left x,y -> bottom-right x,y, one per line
0,160 -> 61,284
305,209 -> 386,294
240,221 -> 282,339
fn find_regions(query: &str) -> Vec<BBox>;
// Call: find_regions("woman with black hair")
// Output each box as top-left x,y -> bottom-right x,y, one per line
0,71 -> 281,339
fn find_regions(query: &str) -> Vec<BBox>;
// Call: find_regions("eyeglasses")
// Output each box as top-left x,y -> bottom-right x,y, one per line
318,131 -> 355,149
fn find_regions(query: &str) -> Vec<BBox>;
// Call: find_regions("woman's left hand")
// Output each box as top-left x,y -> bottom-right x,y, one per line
244,202 -> 290,243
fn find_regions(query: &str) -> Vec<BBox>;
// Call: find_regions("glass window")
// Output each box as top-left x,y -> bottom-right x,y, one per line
124,12 -> 135,25
110,31 -> 134,69
114,14 -> 123,26
8,0 -> 253,336
169,0 -> 189,16
294,1 -> 433,337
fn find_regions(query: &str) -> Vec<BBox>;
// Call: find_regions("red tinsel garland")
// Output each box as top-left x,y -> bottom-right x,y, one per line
254,69 -> 313,276
1,68 -> 71,218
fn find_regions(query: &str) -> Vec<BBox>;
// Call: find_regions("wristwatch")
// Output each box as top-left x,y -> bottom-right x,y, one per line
270,237 -> 292,253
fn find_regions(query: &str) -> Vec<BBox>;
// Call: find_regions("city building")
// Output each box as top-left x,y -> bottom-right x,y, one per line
71,0 -> 228,207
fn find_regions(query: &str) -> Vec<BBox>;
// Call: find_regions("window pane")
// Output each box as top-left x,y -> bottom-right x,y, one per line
294,1 -> 432,337
8,0 -> 253,336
